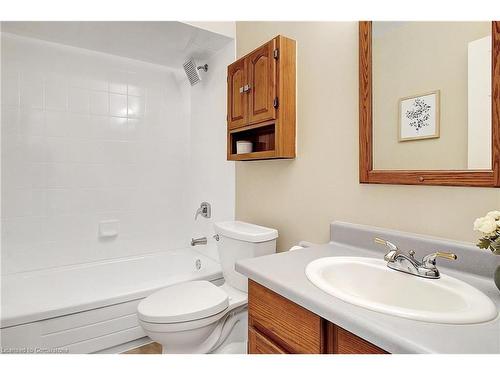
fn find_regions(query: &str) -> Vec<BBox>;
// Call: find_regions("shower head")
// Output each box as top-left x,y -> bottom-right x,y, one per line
183,59 -> 208,86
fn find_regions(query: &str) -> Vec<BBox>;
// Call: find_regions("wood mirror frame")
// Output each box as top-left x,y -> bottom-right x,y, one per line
359,21 -> 500,187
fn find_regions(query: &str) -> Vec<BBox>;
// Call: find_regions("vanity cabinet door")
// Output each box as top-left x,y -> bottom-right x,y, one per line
247,40 -> 277,124
248,280 -> 389,355
326,323 -> 388,354
227,58 -> 248,129
248,280 -> 325,354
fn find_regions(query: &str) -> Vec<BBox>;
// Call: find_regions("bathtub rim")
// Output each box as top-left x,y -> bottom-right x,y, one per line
1,247 -> 222,329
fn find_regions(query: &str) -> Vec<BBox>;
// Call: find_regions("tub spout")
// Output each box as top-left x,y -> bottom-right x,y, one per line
191,237 -> 207,246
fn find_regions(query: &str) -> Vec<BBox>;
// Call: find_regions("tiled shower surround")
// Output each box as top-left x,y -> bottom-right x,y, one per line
1,33 -> 235,273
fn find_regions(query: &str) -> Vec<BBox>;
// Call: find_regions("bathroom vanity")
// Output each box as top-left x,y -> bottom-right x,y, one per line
236,222 -> 500,354
248,280 -> 386,354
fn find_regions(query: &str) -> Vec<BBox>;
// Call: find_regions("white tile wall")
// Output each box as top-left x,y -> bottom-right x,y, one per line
1,33 -> 236,274
188,42 -> 236,261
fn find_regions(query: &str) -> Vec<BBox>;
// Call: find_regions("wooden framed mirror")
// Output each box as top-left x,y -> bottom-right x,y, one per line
359,21 -> 500,187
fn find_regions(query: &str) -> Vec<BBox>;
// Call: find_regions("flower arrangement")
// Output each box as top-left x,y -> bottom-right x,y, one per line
473,211 -> 500,255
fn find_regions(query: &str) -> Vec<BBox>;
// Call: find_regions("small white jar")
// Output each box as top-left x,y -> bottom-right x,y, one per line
236,140 -> 253,154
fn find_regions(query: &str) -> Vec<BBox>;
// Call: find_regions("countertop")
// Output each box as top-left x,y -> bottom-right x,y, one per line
236,241 -> 500,354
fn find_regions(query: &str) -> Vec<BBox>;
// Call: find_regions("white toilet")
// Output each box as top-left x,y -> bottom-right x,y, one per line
137,221 -> 278,354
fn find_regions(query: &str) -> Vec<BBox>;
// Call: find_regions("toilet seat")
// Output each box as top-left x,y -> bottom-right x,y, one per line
139,308 -> 230,333
138,280 -> 229,324
138,282 -> 248,333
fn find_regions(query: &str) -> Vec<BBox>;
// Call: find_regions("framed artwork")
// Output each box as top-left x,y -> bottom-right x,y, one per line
399,90 -> 440,141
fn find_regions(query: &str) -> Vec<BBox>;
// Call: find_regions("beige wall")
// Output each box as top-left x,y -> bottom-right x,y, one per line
372,22 -> 490,170
235,22 -> 500,252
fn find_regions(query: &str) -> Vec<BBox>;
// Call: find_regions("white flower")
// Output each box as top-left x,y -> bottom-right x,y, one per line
486,210 -> 500,220
473,216 -> 498,235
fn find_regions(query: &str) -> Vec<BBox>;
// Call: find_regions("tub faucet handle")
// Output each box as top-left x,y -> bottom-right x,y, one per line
195,202 -> 211,220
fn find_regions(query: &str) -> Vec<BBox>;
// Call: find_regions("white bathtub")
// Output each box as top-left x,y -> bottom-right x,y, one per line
0,247 -> 222,353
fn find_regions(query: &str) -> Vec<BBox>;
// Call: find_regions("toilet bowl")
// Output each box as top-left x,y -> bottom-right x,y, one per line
137,221 -> 278,354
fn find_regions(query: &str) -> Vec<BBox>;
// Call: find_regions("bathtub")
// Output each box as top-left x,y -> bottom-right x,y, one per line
0,247 -> 222,354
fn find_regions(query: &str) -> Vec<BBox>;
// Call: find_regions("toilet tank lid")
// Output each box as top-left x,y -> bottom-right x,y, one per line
214,221 -> 278,243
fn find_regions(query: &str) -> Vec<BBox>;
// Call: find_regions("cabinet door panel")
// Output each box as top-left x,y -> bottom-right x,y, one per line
248,280 -> 324,354
329,324 -> 388,354
227,59 -> 248,129
248,40 -> 277,124
248,327 -> 287,354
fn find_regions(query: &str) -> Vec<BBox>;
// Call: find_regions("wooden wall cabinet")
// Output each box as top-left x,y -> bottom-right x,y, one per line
248,280 -> 388,354
227,35 -> 296,161
359,21 -> 500,187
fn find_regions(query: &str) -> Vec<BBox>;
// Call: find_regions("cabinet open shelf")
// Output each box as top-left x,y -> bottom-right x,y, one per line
229,150 -> 277,161
228,123 -> 276,160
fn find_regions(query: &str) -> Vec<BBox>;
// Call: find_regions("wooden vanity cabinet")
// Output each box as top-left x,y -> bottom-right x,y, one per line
227,35 -> 296,161
248,280 -> 388,354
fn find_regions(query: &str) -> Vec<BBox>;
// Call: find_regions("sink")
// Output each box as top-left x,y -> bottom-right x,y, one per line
305,257 -> 497,324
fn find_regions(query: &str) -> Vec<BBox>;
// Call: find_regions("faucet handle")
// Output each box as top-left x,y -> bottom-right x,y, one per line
374,237 -> 399,262
422,251 -> 457,268
374,237 -> 398,250
195,202 -> 211,220
435,252 -> 458,261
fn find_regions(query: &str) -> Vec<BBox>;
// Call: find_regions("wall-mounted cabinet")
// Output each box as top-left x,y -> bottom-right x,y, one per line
227,35 -> 296,161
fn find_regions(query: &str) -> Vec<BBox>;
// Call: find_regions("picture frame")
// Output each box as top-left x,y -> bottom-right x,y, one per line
398,90 -> 440,142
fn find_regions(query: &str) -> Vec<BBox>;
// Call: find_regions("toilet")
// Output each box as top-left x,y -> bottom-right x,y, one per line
137,221 -> 278,354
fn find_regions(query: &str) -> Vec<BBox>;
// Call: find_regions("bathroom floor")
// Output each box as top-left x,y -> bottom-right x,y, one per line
124,343 -> 162,354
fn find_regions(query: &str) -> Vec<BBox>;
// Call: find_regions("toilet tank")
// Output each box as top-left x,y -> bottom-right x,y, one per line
214,221 -> 278,292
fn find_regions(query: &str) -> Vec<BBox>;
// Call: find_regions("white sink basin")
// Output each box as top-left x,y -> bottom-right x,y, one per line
305,257 -> 497,324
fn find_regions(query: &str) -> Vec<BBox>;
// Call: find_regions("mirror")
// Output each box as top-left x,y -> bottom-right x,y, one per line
359,21 -> 500,187
373,22 -> 491,170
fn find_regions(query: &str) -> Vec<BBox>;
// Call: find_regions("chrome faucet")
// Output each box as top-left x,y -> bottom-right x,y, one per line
191,237 -> 207,246
374,237 -> 457,279
195,202 -> 211,220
